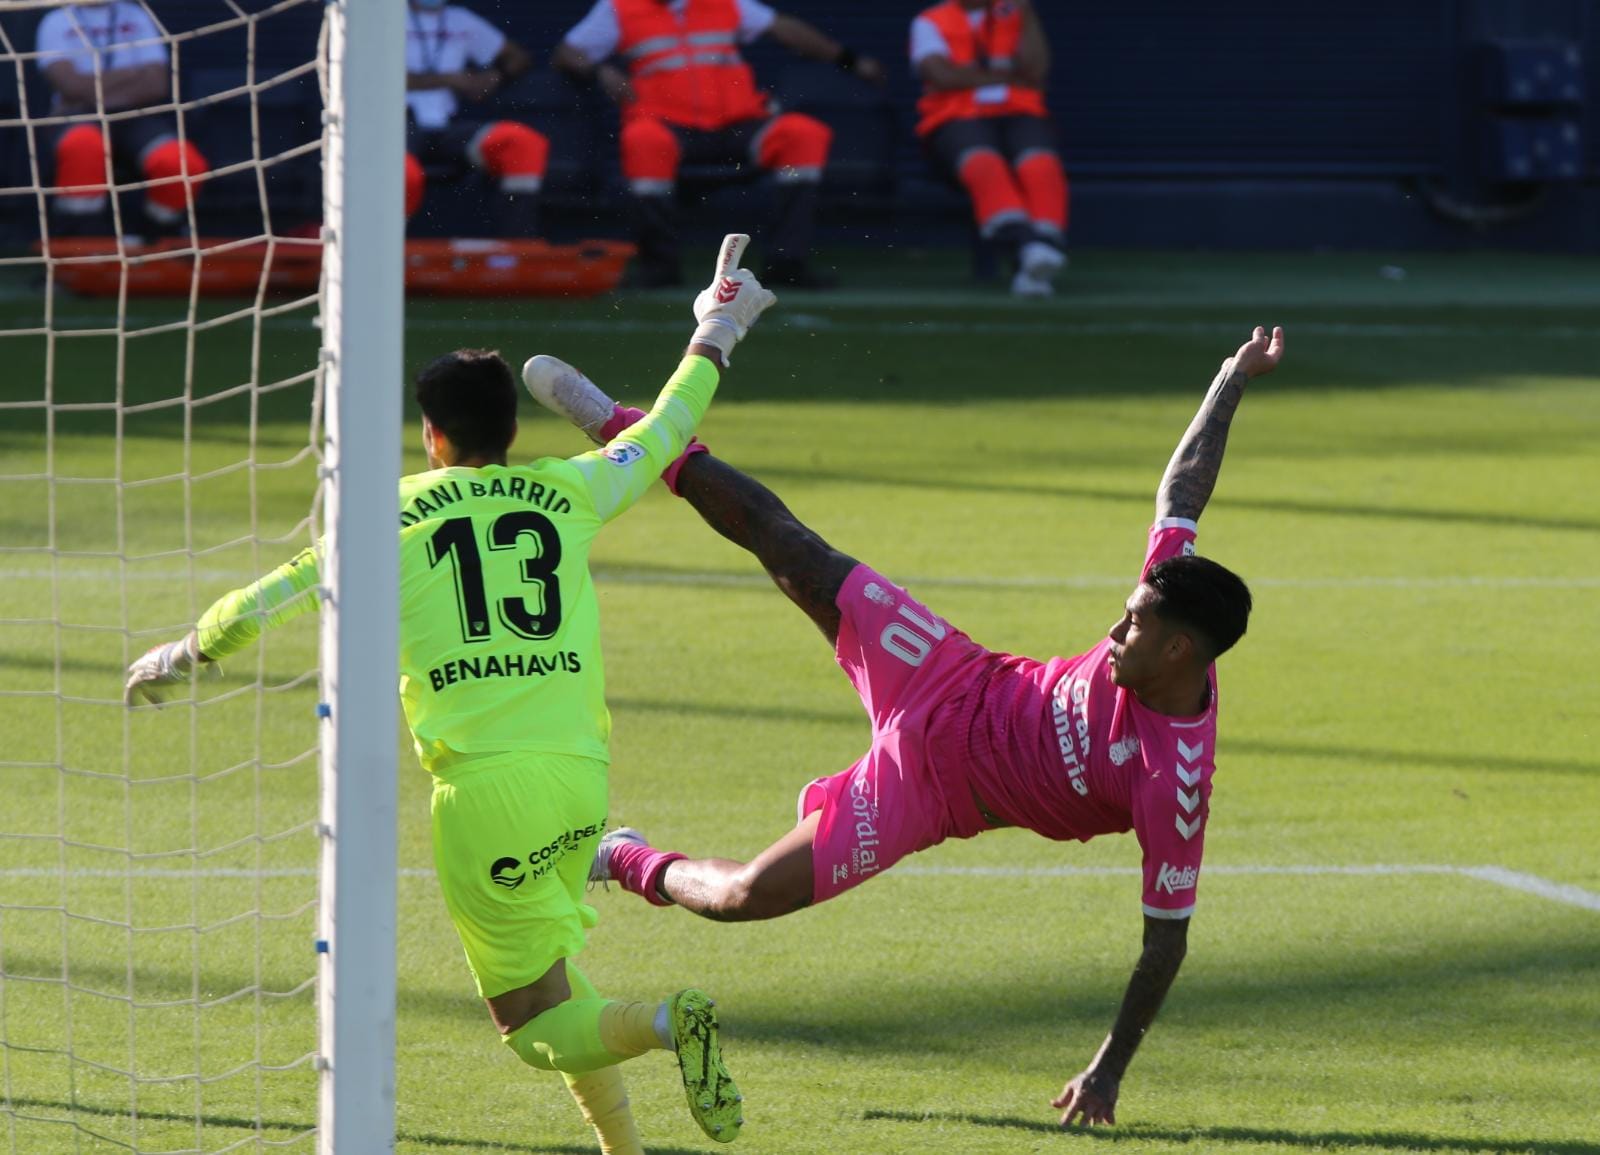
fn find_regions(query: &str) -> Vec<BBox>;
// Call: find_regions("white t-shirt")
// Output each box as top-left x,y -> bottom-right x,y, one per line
562,0 -> 777,63
36,2 -> 166,110
405,5 -> 507,130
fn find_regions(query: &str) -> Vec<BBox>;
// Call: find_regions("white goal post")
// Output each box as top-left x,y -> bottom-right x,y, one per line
0,0 -> 403,1150
317,0 -> 403,1151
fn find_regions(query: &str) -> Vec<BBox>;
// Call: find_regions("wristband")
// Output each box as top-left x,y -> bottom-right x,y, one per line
834,47 -> 858,73
690,317 -> 739,367
162,635 -> 199,677
662,441 -> 708,496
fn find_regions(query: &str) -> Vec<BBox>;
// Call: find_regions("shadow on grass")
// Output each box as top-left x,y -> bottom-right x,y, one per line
0,647 -> 319,691
1,1095 -> 705,1154
14,903 -> 1598,1056
2,1095 -> 311,1144
7,271 -> 1600,420
718,929 -> 1600,1054
751,464 -> 1600,535
861,1108 -> 1600,1154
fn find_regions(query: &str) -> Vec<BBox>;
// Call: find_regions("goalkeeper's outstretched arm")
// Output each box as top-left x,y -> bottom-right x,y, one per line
527,233 -> 775,524
1154,326 -> 1284,524
124,546 -> 321,705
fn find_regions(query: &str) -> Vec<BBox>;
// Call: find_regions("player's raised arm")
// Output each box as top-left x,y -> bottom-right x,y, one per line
524,234 -> 775,522
124,546 -> 321,705
1154,326 -> 1284,523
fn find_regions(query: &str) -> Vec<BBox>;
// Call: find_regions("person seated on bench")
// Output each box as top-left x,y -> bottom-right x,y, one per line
404,0 -> 545,237
36,1 -> 210,237
911,0 -> 1069,297
554,0 -> 883,288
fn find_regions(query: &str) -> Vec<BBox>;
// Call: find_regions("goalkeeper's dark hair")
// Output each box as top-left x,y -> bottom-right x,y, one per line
1143,555 -> 1252,662
414,349 -> 518,461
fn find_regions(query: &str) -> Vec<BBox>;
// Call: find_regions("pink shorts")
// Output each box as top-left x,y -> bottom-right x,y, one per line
799,565 -> 992,903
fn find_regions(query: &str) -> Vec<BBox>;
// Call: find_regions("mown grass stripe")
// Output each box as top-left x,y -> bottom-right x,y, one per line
4,863 -> 1597,912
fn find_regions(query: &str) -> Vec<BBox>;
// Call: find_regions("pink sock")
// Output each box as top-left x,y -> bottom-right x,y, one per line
598,404 -> 708,496
607,840 -> 686,907
597,404 -> 646,442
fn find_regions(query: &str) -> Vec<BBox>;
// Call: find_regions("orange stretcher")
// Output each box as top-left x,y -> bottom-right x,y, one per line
402,239 -> 634,297
37,237 -> 635,298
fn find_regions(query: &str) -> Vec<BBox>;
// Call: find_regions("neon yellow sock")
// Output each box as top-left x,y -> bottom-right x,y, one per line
566,960 -> 662,1059
563,1066 -> 644,1155
597,1001 -> 666,1059
501,962 -> 667,1073
503,999 -> 616,1073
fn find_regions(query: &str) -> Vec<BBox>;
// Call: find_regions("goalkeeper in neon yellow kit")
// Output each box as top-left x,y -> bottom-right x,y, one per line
123,236 -> 777,1152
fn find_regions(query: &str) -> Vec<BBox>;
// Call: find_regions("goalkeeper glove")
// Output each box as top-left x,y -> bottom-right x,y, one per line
690,233 -> 777,366
124,633 -> 206,706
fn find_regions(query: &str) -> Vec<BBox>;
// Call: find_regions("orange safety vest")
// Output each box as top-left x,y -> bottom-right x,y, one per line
913,0 -> 1048,137
614,0 -> 770,130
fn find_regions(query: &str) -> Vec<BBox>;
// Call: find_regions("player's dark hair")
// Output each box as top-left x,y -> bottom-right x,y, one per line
1143,555 -> 1252,662
414,349 -> 518,462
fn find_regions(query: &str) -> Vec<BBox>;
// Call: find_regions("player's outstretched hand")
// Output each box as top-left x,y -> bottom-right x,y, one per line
124,634 -> 203,706
1052,1069 -> 1118,1128
1231,325 -> 1285,379
690,233 -> 777,367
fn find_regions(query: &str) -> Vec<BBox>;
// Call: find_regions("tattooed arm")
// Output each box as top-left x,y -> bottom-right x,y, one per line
1155,326 -> 1285,523
1051,915 -> 1190,1127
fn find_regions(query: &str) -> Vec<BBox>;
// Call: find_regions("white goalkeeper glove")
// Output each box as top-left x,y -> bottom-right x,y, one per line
690,233 -> 777,366
124,633 -> 206,706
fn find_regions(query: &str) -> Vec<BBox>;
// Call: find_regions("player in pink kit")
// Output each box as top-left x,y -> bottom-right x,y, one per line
541,325 -> 1283,1127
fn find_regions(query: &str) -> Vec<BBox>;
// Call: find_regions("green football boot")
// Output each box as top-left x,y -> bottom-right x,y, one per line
668,988 -> 743,1142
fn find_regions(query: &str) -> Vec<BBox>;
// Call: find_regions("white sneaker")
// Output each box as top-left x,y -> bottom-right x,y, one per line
1010,269 -> 1055,298
589,825 -> 650,884
521,354 -> 618,444
1020,240 -> 1066,281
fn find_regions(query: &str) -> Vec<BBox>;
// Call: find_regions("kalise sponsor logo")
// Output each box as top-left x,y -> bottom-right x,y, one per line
1156,862 -> 1198,894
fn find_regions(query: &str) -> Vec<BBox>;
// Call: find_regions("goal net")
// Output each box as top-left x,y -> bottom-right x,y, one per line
0,2 -> 401,1151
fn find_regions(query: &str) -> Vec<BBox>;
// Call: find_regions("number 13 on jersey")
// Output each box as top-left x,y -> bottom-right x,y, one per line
427,513 -> 563,642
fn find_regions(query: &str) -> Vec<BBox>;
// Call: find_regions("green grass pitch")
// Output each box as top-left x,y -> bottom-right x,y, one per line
1,249 -> 1598,1154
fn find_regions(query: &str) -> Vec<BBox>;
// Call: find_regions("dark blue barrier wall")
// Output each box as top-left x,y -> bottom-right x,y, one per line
2,0 -> 1595,250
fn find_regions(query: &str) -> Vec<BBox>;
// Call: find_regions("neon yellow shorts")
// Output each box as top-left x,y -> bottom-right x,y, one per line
430,752 -> 607,999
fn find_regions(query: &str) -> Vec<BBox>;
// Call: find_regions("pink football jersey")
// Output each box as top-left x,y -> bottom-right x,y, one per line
932,520 -> 1216,917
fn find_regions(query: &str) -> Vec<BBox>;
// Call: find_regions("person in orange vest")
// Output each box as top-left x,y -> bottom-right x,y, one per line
404,0 -> 547,237
554,0 -> 883,288
911,0 -> 1069,297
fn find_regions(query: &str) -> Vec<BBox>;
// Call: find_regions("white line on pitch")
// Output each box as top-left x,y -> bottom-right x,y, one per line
591,570 -> 1600,592
1,567 -> 1595,592
4,863 -> 1598,912
0,867 -> 430,879
895,864 -> 1459,877
1457,867 -> 1600,913
898,863 -> 1600,913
